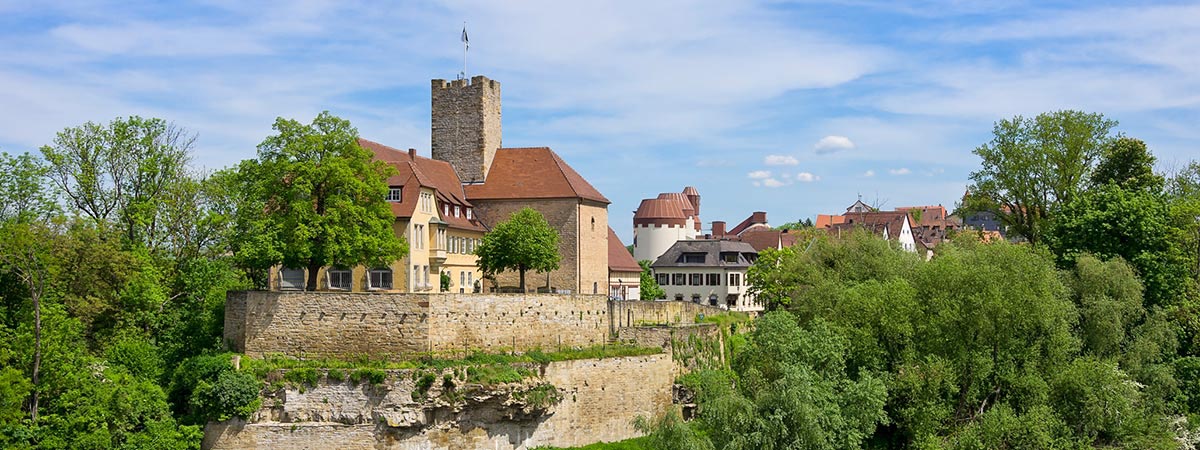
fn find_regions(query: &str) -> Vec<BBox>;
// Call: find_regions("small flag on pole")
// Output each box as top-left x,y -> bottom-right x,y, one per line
461,26 -> 469,50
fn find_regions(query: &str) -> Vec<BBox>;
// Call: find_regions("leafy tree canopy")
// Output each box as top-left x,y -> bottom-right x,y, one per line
475,207 -> 560,292
638,260 -> 663,301
965,110 -> 1118,245
234,112 -> 406,290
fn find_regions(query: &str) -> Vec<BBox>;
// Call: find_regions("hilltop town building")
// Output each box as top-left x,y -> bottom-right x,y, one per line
272,75 -> 610,295
632,187 -> 702,263
607,227 -> 642,301
651,239 -> 763,312
433,76 -> 610,294
273,141 -> 486,293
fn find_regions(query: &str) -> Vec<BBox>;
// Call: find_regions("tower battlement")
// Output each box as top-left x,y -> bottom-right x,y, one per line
431,75 -> 502,183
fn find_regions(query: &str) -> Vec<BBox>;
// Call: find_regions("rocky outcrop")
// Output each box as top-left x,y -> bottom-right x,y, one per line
204,354 -> 673,450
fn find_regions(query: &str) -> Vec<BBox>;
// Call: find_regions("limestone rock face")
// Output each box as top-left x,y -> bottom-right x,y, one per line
203,355 -> 673,450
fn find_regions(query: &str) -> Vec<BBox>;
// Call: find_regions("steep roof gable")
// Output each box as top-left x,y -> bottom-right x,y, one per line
358,138 -> 484,231
464,147 -> 610,204
607,227 -> 642,273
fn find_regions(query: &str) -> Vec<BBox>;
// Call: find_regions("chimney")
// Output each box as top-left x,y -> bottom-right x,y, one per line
408,148 -> 416,159
752,211 -> 767,224
712,221 -> 726,237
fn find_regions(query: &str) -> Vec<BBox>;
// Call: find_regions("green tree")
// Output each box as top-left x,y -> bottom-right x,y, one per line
701,313 -> 888,449
475,207 -> 560,292
638,260 -> 663,300
965,110 -> 1118,245
40,117 -> 192,248
236,112 -> 406,290
0,152 -> 61,424
1050,184 -> 1189,308
1091,137 -> 1164,192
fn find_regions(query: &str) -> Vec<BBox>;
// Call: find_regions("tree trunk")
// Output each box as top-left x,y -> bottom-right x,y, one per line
31,289 -> 39,424
518,265 -> 526,293
306,262 -> 321,291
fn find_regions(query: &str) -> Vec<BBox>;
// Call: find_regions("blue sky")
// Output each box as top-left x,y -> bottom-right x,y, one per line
2,1 -> 1198,244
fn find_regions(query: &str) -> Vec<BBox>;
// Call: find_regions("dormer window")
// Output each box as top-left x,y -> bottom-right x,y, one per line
466,208 -> 473,220
454,206 -> 461,217
386,187 -> 402,202
444,204 -> 450,216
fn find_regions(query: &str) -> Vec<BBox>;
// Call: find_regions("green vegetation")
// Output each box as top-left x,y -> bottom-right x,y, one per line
638,260 -> 664,300
641,112 -> 1200,449
476,207 -> 561,292
534,436 -> 652,450
231,111 -> 407,290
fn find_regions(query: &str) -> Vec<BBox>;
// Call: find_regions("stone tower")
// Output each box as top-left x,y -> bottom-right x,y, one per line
431,75 -> 502,183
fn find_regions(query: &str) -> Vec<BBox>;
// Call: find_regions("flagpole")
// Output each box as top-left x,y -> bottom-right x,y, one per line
460,22 -> 468,81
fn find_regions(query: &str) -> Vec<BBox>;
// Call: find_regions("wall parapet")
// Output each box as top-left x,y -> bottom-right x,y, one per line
225,291 -> 610,359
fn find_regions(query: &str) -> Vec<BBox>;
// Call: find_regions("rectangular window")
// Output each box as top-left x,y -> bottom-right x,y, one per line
656,273 -> 669,285
467,272 -> 473,291
672,273 -> 686,286
682,253 -> 705,263
466,208 -> 473,220
369,268 -> 393,290
689,273 -> 703,285
729,273 -> 741,287
722,252 -> 738,263
412,265 -> 419,289
423,265 -> 429,288
328,269 -> 352,290
444,204 -> 450,216
454,205 -> 461,217
706,273 -> 721,286
280,268 -> 305,290
386,187 -> 402,202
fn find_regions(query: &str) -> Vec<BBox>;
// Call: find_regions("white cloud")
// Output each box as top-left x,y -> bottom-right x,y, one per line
764,154 -> 799,166
889,168 -> 911,175
796,172 -> 818,182
814,135 -> 856,154
747,170 -> 772,179
762,178 -> 789,188
863,169 -> 875,177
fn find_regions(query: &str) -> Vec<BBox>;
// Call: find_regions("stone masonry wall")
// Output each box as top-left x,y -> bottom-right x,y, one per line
225,291 -> 609,358
471,198 -> 583,292
427,294 -> 609,352
225,291 -> 430,359
610,300 -> 728,330
203,354 -> 674,450
431,76 -> 501,183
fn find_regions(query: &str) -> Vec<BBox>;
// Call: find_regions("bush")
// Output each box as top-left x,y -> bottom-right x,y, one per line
167,353 -> 235,422
283,368 -> 319,387
350,368 -> 386,385
190,370 -> 262,422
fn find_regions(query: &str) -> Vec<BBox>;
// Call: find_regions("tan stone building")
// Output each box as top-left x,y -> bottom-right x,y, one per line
434,75 -> 610,295
271,74 -> 610,294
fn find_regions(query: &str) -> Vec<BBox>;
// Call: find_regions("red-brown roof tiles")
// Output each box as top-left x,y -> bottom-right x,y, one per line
359,138 -> 485,232
607,227 -> 642,273
463,147 -> 610,204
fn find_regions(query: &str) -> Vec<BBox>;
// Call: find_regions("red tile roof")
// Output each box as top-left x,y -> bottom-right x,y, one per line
464,147 -> 610,204
727,211 -> 768,236
359,138 -> 486,232
837,211 -> 910,240
607,227 -> 642,273
737,229 -> 800,252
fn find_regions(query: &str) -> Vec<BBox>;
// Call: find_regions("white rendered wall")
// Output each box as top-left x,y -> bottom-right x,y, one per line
633,222 -> 699,263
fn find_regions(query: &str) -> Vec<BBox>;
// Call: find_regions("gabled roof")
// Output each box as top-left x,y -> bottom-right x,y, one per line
607,227 -> 642,273
464,147 -> 610,204
737,229 -> 800,252
652,240 -> 758,269
836,211 -> 910,240
358,138 -> 485,232
727,212 -> 768,236
815,214 -> 847,229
